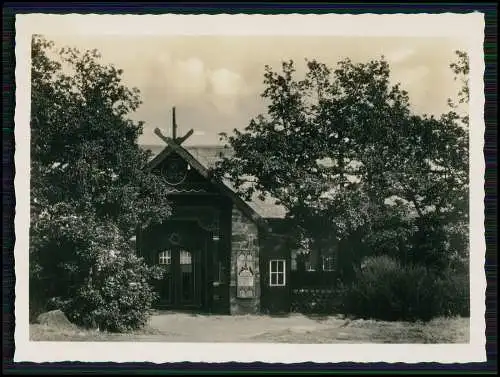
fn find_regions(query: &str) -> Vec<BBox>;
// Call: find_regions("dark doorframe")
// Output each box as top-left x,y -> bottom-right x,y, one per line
145,220 -> 212,311
259,233 -> 292,314
156,246 -> 202,309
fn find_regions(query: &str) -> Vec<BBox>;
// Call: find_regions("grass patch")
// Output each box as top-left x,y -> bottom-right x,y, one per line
30,322 -> 165,342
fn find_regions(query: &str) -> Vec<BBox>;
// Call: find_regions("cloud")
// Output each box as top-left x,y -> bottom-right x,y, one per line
209,68 -> 245,96
404,65 -> 430,83
387,48 -> 415,64
390,65 -> 430,89
157,56 -> 248,117
390,65 -> 436,114
209,95 -> 239,116
157,51 -> 173,67
43,35 -> 467,146
170,57 -> 208,96
206,68 -> 248,115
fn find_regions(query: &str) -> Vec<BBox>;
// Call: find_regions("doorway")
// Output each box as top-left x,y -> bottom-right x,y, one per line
147,220 -> 211,310
260,233 -> 291,314
156,247 -> 200,308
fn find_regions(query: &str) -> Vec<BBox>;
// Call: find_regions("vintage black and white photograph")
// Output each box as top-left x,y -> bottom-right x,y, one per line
14,13 -> 486,363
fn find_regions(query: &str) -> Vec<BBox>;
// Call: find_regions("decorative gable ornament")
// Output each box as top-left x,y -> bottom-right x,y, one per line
161,155 -> 189,186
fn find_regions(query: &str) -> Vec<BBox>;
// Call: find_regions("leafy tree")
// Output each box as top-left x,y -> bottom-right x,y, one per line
449,50 -> 470,109
397,50 -> 469,270
30,36 -> 171,331
215,55 -> 468,276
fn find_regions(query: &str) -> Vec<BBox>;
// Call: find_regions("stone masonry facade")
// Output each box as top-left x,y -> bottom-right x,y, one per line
230,206 -> 260,314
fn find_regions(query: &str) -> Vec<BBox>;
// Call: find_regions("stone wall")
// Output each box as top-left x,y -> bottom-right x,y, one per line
230,206 -> 260,314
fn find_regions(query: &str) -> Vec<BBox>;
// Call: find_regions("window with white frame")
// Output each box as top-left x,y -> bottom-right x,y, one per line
322,255 -> 336,271
179,250 -> 192,265
269,259 -> 286,287
158,250 -> 171,265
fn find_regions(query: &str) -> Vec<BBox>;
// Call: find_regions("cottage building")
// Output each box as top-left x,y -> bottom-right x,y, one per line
137,118 -> 338,315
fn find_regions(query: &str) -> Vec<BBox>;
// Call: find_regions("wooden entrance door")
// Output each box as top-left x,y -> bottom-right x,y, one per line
260,233 -> 291,314
152,221 -> 211,310
157,247 -> 201,308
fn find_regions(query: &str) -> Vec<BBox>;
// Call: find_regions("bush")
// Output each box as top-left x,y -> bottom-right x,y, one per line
433,270 -> 470,317
342,255 -> 469,321
63,250 -> 163,333
30,204 -> 164,332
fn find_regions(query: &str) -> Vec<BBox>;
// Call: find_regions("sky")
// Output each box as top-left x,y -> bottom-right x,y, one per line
44,35 -> 468,147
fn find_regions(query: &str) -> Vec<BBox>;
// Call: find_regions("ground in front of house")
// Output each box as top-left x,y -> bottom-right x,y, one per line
30,311 -> 470,343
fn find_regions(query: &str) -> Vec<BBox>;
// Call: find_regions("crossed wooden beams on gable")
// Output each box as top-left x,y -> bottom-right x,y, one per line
149,106 -> 272,233
154,106 -> 194,147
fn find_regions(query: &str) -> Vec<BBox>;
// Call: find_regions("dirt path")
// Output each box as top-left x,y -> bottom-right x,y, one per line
147,312 -> 349,342
145,312 -> 469,343
30,312 -> 470,343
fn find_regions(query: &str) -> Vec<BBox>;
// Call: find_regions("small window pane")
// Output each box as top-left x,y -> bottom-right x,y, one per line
270,260 -> 277,272
277,273 -> 284,285
159,250 -> 171,265
277,261 -> 284,273
269,259 -> 286,287
270,273 -> 277,286
180,250 -> 192,265
322,256 -> 335,271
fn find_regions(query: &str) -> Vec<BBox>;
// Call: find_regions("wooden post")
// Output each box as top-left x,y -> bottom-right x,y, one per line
154,106 -> 194,146
172,106 -> 177,140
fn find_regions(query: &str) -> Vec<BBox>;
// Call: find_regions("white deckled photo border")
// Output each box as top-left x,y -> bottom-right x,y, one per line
14,12 -> 486,364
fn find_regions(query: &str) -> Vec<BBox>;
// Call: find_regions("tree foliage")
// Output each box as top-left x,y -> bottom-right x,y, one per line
341,255 -> 469,322
449,50 -> 470,106
30,36 -> 171,330
215,54 -> 469,278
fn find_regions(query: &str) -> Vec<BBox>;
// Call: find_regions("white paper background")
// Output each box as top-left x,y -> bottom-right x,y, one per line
14,12 -> 486,364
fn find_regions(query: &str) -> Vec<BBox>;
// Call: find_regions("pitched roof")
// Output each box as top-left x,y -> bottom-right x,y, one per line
142,144 -> 288,221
